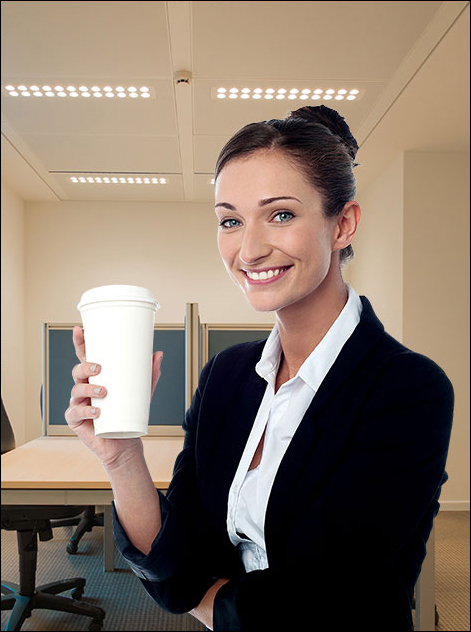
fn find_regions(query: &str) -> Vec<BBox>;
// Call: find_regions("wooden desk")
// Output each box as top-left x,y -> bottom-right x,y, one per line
1,436 -> 183,571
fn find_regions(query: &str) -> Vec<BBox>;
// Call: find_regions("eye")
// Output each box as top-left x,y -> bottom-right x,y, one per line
219,218 -> 241,229
272,211 -> 294,223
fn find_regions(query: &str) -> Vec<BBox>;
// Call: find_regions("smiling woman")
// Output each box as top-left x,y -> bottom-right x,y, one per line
65,106 -> 455,631
214,147 -> 359,317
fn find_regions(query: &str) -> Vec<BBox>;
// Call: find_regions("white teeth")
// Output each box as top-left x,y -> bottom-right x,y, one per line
246,267 -> 286,280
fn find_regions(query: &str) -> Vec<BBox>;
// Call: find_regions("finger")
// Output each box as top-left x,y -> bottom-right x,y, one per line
71,383 -> 107,401
72,361 -> 101,384
65,404 -> 100,426
151,351 -> 164,398
73,326 -> 87,362
69,395 -> 89,407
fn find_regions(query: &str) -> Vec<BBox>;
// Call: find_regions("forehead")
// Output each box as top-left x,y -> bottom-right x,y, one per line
215,150 -> 317,202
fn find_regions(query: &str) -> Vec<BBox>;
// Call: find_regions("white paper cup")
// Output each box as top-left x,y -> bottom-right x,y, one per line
77,285 -> 160,438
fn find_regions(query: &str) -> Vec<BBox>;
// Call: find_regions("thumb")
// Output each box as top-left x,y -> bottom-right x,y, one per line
151,351 -> 164,398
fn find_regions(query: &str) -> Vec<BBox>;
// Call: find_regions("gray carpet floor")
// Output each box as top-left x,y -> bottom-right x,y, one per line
1,511 -> 469,631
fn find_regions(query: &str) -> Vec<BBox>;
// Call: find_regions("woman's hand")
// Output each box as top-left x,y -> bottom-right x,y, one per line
64,325 -> 163,470
189,578 -> 229,630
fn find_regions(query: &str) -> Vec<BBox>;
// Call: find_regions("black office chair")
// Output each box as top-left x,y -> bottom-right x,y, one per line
1,397 -> 105,631
40,385 -> 104,554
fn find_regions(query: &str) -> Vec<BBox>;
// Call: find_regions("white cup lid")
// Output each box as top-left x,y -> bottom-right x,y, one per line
77,285 -> 160,310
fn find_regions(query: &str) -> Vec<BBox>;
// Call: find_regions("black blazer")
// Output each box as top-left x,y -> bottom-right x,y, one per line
113,296 -> 454,631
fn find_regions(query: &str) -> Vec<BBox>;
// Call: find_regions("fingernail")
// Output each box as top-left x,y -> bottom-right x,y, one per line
94,387 -> 103,395
90,364 -> 97,373
91,408 -> 98,416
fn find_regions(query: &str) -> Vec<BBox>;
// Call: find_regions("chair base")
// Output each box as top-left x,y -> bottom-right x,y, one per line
1,577 -> 105,631
52,507 -> 104,555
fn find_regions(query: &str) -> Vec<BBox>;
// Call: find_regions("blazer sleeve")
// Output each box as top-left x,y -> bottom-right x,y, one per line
112,355 -> 235,614
212,352 -> 454,631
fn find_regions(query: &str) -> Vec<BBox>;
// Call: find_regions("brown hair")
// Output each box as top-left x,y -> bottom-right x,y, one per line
215,105 -> 359,264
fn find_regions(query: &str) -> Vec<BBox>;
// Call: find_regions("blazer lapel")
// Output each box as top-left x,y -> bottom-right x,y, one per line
198,342 -> 267,533
265,297 -> 385,553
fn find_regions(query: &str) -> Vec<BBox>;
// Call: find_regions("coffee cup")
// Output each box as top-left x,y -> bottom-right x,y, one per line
77,285 -> 160,438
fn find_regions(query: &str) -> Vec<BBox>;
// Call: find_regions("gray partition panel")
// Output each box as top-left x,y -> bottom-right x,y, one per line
48,329 -> 76,426
46,327 -> 185,429
150,329 -> 185,426
208,329 -> 271,361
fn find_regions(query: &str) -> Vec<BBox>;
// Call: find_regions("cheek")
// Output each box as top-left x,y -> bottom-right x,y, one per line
217,234 -> 237,271
293,227 -> 334,274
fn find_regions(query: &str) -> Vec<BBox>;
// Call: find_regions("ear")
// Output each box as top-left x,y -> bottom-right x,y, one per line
332,201 -> 361,252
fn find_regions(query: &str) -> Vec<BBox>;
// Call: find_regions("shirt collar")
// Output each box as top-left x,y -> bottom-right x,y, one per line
255,285 -> 363,392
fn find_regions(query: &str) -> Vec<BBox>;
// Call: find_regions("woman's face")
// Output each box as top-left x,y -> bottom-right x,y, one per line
215,150 -> 340,314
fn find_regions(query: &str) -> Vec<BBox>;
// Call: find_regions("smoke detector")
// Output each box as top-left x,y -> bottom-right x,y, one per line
174,71 -> 192,85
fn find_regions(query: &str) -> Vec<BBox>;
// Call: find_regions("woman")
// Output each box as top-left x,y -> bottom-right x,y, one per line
65,106 -> 454,631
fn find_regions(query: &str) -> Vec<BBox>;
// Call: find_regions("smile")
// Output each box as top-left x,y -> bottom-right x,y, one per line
243,266 -> 292,284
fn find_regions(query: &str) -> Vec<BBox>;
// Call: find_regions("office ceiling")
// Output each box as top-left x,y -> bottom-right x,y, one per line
1,1 -> 469,203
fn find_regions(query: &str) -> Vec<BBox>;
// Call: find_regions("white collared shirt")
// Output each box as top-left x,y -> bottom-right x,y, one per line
226,285 -> 363,572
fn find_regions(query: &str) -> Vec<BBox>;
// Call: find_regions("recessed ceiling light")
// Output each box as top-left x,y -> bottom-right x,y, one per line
67,173 -> 168,185
3,84 -> 154,99
212,86 -> 362,101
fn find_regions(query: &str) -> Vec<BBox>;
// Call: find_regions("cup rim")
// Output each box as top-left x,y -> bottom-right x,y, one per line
77,285 -> 160,311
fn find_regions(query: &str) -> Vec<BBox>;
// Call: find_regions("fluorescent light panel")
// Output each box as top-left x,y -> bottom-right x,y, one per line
212,87 -> 362,101
68,175 -> 167,185
3,85 -> 152,99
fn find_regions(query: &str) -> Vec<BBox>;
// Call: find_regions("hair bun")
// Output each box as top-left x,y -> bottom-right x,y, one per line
289,105 -> 358,161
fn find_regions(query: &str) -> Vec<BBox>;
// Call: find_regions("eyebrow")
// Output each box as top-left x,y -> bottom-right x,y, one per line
215,196 -> 302,210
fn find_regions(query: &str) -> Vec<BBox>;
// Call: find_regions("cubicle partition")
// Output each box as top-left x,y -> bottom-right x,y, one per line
42,304 -> 273,436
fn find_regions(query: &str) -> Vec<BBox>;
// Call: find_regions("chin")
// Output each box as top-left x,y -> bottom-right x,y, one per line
244,292 -> 295,313
243,294 -> 279,313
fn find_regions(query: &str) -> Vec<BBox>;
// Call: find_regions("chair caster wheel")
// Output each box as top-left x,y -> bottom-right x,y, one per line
67,541 -> 78,554
71,587 -> 83,600
89,620 -> 103,631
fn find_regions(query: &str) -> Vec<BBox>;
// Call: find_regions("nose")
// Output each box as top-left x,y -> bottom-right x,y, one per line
239,222 -> 272,266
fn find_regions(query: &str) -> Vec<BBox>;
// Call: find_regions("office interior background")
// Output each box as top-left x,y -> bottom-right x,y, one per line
0,1 -> 469,627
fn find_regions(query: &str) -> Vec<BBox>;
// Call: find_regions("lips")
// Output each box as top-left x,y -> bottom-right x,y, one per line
242,266 -> 292,284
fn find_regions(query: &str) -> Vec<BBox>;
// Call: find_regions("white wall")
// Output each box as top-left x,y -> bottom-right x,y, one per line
351,154 -> 404,341
1,182 -> 26,446
23,200 -> 275,443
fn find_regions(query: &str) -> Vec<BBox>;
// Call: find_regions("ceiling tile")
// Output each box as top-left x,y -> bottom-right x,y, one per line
191,1 -> 443,81
21,134 -> 181,173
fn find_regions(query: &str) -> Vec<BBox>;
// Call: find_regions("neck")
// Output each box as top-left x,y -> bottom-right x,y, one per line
275,267 -> 348,380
